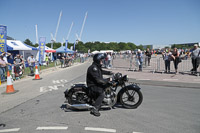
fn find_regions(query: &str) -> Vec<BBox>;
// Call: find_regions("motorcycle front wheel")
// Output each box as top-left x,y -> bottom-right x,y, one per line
119,88 -> 143,109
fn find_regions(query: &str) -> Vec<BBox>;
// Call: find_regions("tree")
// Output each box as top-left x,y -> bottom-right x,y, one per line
127,42 -> 137,50
147,45 -> 151,49
136,45 -> 144,50
24,39 -> 33,46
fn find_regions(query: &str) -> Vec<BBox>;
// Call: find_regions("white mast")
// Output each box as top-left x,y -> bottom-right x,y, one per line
35,24 -> 38,44
66,22 -> 74,40
79,11 -> 88,41
54,10 -> 62,42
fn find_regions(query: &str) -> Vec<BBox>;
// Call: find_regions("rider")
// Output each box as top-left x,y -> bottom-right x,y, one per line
86,53 -> 113,116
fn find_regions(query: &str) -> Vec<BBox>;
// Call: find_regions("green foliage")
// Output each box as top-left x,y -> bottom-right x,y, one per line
146,45 -> 151,49
54,41 -> 139,52
23,38 -> 144,53
24,39 -> 36,47
136,44 -> 144,50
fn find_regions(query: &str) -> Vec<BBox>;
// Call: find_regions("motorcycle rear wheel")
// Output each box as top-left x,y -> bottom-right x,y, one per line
119,88 -> 143,109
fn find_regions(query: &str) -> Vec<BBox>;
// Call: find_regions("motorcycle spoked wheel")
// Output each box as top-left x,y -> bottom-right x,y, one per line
119,88 -> 143,109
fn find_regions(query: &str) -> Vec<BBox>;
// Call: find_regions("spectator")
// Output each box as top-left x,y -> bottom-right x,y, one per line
189,44 -> 200,75
104,53 -> 108,67
162,48 -> 172,73
2,52 -> 11,71
14,54 -> 23,79
57,53 -> 62,67
136,49 -> 143,71
171,48 -> 180,74
80,53 -> 84,63
0,56 -> 8,82
107,53 -> 112,68
60,54 -> 65,68
27,55 -> 36,76
20,55 -> 25,75
145,48 -> 152,66
45,54 -> 49,67
65,53 -> 70,67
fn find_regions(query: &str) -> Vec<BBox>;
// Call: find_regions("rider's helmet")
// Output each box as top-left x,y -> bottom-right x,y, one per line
93,53 -> 106,64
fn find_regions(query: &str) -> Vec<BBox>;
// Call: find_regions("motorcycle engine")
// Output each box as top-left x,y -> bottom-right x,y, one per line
103,97 -> 112,104
103,87 -> 115,105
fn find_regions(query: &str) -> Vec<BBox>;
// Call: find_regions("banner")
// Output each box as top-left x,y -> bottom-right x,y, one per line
0,25 -> 7,54
65,40 -> 68,53
39,37 -> 46,64
73,41 -> 76,50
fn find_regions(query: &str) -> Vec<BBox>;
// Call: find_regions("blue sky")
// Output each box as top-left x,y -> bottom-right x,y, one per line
1,0 -> 200,45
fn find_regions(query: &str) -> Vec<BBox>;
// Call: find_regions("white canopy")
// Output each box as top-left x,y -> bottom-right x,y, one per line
100,50 -> 113,53
7,40 -> 38,51
91,50 -> 100,54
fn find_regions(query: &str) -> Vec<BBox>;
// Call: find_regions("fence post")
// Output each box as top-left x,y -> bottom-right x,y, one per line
157,58 -> 160,73
54,60 -> 57,69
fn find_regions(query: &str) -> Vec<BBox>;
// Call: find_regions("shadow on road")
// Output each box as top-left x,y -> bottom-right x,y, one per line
0,124 -> 6,127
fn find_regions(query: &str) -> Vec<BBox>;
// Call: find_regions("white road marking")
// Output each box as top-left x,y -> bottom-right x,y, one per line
52,79 -> 68,84
137,79 -> 150,80
78,82 -> 86,84
0,128 -> 20,132
52,80 -> 61,84
36,126 -> 68,130
40,84 -> 64,92
133,132 -> 143,133
163,79 -> 178,81
85,127 -> 116,132
194,79 -> 200,81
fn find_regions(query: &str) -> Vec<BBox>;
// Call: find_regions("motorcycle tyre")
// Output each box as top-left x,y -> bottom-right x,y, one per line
119,88 -> 143,109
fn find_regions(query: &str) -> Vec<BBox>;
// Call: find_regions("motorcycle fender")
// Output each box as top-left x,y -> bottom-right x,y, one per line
64,84 -> 87,99
64,88 -> 71,98
117,84 -> 141,102
126,84 -> 141,91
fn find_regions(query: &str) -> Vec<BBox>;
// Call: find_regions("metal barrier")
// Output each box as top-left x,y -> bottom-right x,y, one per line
153,57 -> 200,76
116,54 -> 200,76
126,54 -> 158,72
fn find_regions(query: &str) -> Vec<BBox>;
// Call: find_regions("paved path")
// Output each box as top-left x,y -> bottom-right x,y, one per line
0,59 -> 200,133
110,57 -> 200,88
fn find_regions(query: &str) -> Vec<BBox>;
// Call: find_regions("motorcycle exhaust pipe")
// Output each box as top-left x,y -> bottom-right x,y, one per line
66,103 -> 94,110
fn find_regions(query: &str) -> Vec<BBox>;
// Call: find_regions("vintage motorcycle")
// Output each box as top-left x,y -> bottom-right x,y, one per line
64,73 -> 143,110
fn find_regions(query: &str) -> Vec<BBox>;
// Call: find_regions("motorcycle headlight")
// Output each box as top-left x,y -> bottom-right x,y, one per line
124,75 -> 128,81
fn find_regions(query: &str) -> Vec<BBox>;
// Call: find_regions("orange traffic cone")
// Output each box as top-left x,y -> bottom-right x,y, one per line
33,65 -> 42,80
2,71 -> 18,94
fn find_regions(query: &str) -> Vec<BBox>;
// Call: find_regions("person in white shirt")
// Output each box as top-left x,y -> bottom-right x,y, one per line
107,53 -> 112,68
27,55 -> 36,75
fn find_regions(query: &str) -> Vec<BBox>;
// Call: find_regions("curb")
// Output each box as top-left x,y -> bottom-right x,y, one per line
0,62 -> 86,88
129,78 -> 200,89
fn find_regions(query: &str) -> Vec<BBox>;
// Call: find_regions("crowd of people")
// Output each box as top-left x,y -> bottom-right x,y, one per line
57,53 -> 74,68
118,44 -> 200,75
162,44 -> 200,75
130,44 -> 200,74
0,52 -> 24,82
0,52 -> 39,82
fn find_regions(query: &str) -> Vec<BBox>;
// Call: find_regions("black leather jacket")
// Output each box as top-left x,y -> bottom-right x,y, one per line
86,62 -> 112,88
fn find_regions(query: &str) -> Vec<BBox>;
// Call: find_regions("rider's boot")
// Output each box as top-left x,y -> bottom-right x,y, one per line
90,107 -> 100,117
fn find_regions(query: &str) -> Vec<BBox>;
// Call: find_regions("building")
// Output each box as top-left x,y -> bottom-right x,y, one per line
170,42 -> 200,47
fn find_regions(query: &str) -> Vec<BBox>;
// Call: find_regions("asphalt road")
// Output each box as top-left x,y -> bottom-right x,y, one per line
0,61 -> 200,133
